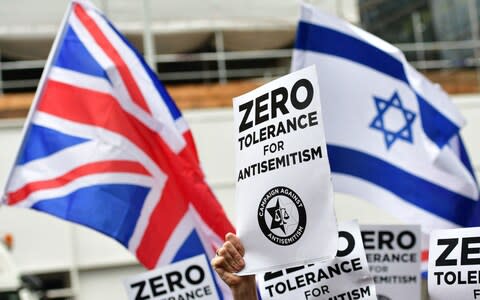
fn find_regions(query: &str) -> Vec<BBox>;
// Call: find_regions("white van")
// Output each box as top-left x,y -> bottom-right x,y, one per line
0,242 -> 38,300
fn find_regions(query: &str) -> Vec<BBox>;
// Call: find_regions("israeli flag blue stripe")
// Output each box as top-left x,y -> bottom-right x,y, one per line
295,21 -> 408,83
32,184 -> 149,246
17,124 -> 89,165
54,25 -> 110,81
295,21 -> 460,149
457,135 -> 477,181
104,18 -> 183,121
328,145 -> 480,227
416,92 -> 459,149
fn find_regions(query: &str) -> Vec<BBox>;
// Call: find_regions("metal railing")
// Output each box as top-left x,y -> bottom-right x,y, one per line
1,39 -> 480,94
0,42 -> 294,93
1,0 -> 480,94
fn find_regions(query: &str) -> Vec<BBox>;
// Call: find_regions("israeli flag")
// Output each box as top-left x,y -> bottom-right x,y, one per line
292,3 -> 480,234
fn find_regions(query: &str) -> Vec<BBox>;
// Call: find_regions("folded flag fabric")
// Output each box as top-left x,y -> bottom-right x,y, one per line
292,3 -> 480,273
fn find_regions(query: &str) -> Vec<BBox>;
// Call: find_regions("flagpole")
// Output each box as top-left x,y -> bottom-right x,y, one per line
142,0 -> 156,70
0,1 -> 75,205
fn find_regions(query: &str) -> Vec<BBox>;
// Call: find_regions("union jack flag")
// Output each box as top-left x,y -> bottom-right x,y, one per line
2,1 -> 234,298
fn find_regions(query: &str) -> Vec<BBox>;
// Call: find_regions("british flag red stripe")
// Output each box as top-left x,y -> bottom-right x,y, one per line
8,160 -> 150,206
2,1 -> 234,298
37,80 -> 172,167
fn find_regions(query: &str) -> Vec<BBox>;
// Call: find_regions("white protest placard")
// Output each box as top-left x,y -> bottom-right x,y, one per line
233,65 -> 338,274
257,220 -> 377,300
361,225 -> 421,300
123,255 -> 219,300
428,227 -> 480,300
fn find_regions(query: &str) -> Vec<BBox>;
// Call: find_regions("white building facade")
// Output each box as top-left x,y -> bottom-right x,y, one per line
0,93 -> 479,299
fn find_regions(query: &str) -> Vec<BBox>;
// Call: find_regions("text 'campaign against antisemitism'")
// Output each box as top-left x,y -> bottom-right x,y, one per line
233,66 -> 338,274
361,225 -> 421,300
428,227 -> 480,300
257,220 -> 377,300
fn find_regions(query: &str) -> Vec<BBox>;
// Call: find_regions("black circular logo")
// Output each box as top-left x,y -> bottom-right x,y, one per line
257,186 -> 307,246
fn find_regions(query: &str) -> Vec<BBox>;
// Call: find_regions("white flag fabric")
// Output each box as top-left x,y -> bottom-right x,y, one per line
292,3 -> 480,234
292,4 -> 480,274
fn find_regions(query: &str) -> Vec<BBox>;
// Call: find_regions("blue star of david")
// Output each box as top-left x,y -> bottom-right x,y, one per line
369,91 -> 416,150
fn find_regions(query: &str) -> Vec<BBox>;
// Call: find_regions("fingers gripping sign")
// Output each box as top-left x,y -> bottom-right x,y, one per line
211,233 -> 258,300
211,233 -> 246,287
